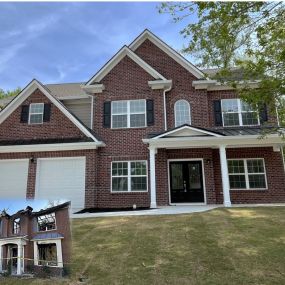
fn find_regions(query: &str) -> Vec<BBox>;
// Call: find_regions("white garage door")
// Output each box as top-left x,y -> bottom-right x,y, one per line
35,157 -> 86,212
0,159 -> 29,199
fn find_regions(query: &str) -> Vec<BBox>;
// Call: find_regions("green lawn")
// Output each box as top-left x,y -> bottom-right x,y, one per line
2,207 -> 285,285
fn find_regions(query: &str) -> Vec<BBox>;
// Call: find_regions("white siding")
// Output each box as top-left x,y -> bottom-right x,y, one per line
63,98 -> 92,128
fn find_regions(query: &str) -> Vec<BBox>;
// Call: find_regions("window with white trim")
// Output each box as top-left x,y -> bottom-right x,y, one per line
38,243 -> 58,266
227,159 -> 267,189
37,212 -> 56,232
29,103 -> 44,124
111,161 -> 148,192
111,100 -> 146,128
174,99 -> 191,127
221,99 -> 259,126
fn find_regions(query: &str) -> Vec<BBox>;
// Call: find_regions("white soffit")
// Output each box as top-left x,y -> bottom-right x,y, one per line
152,125 -> 223,140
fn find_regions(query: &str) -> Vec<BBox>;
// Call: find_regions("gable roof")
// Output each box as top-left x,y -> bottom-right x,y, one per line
149,124 -> 224,139
129,29 -> 206,80
85,45 -> 166,85
0,79 -> 103,145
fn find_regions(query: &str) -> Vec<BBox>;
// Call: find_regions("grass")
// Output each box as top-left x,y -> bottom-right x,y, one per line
2,207 -> 285,284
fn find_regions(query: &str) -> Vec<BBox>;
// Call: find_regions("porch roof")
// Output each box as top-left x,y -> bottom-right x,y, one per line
32,232 -> 64,241
143,125 -> 285,149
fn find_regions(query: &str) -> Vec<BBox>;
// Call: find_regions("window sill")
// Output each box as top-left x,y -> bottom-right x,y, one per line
230,188 -> 268,191
111,127 -> 147,130
111,191 -> 148,194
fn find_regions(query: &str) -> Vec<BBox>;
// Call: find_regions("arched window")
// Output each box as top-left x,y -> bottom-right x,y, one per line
174,100 -> 191,127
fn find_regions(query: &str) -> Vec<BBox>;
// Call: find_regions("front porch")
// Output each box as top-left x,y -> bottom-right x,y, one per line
0,237 -> 27,276
144,125 -> 285,208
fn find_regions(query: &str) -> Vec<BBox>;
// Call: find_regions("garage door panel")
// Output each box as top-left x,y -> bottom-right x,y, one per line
0,160 -> 29,199
36,157 -> 86,212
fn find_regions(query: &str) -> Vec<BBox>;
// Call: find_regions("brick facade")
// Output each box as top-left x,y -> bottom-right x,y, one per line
0,32 -> 284,208
0,89 -> 86,141
0,204 -> 71,276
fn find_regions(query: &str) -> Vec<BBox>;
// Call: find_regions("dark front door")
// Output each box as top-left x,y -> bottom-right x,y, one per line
170,161 -> 204,203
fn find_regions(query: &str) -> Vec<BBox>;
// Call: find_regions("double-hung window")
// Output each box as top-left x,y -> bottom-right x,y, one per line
111,100 -> 146,128
221,99 -> 259,127
112,161 -> 148,192
227,159 -> 267,190
29,103 -> 44,124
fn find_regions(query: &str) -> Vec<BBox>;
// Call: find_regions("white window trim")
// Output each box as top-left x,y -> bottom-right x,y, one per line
111,160 -> 148,193
33,239 -> 63,268
29,103 -> 44,125
221,99 -> 260,127
37,213 -> 57,232
227,158 -> 268,190
174,99 -> 191,127
111,99 -> 147,129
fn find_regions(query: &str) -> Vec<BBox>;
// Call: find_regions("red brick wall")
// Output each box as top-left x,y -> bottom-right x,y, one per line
155,148 -> 217,206
134,39 -> 210,129
92,55 -> 165,208
213,147 -> 285,204
0,89 -> 86,141
0,150 -> 97,209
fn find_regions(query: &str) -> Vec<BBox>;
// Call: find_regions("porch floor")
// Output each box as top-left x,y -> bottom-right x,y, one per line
72,203 -> 285,219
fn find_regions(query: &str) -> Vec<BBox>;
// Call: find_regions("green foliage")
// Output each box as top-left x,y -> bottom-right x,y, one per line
159,2 -> 285,126
0,87 -> 21,110
0,87 -> 21,99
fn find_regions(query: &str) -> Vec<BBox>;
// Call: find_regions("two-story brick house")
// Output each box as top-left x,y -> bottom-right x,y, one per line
0,202 -> 71,276
0,30 -> 284,212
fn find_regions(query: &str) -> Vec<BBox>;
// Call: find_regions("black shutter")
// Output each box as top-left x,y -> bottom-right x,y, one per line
20,105 -> 29,123
103,101 -> 111,128
259,104 -> 268,124
146,99 -> 154,126
43,104 -> 51,122
213,100 -> 223,126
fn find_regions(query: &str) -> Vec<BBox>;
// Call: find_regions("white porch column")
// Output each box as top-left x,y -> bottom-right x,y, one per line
0,245 -> 3,272
16,243 -> 22,275
219,145 -> 232,207
149,146 -> 157,208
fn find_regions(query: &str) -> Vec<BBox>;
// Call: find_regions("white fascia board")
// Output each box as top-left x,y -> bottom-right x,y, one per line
0,79 -> 100,143
143,134 -> 284,148
86,46 -> 166,85
148,80 -> 172,90
192,79 -> 260,91
58,95 -> 91,100
129,30 -> 206,80
152,125 -> 223,139
0,142 -> 105,153
81,84 -> 105,94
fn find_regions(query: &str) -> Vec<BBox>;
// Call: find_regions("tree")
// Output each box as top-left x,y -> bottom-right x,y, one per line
159,2 -> 285,126
0,87 -> 21,110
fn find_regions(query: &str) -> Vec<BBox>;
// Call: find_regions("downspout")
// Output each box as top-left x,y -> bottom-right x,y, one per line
275,102 -> 285,173
163,84 -> 172,131
88,95 -> 94,129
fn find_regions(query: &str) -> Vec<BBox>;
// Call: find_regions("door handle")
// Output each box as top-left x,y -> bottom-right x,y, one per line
183,181 -> 187,192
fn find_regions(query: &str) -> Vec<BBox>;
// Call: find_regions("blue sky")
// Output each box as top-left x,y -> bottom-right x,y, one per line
0,199 -> 68,215
0,2 -> 196,91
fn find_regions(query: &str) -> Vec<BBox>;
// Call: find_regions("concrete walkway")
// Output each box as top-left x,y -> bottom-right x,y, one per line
72,205 -> 220,219
71,203 -> 285,219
